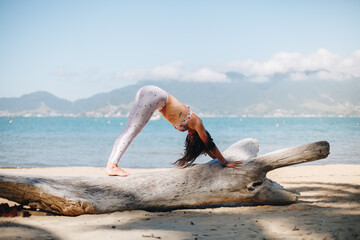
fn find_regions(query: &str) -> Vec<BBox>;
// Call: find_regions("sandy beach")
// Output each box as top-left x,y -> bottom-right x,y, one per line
0,165 -> 359,240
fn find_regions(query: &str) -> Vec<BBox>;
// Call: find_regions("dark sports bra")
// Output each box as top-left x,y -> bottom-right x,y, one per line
173,106 -> 192,132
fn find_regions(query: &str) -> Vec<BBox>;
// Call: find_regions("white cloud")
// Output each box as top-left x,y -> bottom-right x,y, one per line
152,61 -> 184,80
115,49 -> 360,84
228,48 -> 360,82
116,61 -> 230,83
182,68 -> 229,82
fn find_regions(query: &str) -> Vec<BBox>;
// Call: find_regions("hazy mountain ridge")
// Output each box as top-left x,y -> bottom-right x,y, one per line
1,77 -> 359,117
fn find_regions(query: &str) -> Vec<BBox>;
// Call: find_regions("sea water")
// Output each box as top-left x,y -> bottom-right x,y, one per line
0,117 -> 359,168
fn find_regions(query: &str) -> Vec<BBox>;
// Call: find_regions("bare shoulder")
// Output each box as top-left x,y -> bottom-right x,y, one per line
188,114 -> 204,131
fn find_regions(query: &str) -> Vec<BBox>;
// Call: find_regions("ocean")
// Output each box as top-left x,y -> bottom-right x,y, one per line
0,117 -> 359,168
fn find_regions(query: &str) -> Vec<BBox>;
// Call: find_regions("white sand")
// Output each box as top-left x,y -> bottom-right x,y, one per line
1,165 -> 359,240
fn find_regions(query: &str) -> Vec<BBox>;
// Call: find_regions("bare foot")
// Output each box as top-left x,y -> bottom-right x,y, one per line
106,161 -> 129,177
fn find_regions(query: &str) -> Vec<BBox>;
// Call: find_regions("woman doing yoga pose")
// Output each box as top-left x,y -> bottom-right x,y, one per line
106,85 -> 242,176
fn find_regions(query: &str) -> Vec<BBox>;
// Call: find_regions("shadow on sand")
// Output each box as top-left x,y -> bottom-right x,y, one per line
0,222 -> 62,240
89,181 -> 360,240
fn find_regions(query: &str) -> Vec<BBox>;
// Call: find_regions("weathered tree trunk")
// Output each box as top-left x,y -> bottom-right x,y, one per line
0,139 -> 330,216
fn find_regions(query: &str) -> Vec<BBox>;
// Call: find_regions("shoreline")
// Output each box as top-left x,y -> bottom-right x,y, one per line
1,162 -> 359,169
1,165 -> 360,240
2,115 -> 360,118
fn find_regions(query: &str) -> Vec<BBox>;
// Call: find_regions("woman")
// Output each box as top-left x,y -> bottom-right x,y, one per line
106,85 -> 242,176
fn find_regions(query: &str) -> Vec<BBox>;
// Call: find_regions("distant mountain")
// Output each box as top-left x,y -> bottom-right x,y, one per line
0,91 -> 73,116
1,77 -> 359,117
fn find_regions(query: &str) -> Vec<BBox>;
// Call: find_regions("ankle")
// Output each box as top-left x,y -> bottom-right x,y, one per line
107,161 -> 118,169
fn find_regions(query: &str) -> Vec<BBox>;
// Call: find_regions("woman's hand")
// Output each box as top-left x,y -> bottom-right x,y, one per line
224,160 -> 243,169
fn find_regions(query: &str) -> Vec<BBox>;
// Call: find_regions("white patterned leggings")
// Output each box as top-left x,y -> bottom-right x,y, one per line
108,85 -> 168,164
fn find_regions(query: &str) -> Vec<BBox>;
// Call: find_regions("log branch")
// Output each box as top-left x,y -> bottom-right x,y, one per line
253,141 -> 330,172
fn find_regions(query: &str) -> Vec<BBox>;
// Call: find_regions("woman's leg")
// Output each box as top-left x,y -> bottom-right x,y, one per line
106,85 -> 167,176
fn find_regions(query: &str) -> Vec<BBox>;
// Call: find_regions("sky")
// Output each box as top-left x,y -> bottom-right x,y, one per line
0,0 -> 359,101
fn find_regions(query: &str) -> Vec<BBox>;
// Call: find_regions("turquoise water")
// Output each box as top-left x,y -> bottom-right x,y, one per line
0,117 -> 359,168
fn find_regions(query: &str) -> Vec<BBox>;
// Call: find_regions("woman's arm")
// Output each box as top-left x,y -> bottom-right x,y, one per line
206,149 -> 217,159
189,116 -> 242,169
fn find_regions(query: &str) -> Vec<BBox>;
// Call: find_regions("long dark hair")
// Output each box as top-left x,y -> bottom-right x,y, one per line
174,130 -> 214,167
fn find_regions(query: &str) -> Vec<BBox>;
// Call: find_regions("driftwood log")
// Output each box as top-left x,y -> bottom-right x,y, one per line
0,139 -> 330,216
